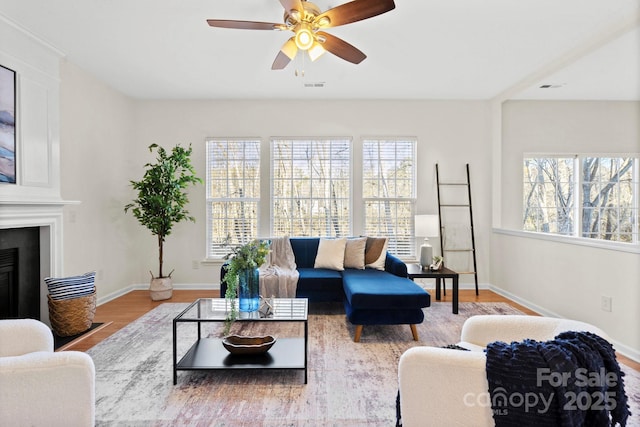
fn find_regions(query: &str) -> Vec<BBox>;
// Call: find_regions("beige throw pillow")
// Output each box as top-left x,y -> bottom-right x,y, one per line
314,237 -> 348,271
343,237 -> 367,269
365,237 -> 389,270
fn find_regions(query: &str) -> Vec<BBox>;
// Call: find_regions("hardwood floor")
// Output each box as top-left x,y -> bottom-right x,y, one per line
62,288 -> 639,371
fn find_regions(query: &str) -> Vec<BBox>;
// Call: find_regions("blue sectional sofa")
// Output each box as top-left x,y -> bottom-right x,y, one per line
220,237 -> 431,342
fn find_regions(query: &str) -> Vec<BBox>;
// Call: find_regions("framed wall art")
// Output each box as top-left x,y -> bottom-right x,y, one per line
0,64 -> 16,184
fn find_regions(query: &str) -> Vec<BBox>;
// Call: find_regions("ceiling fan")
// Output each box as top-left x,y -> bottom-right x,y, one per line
207,0 -> 396,70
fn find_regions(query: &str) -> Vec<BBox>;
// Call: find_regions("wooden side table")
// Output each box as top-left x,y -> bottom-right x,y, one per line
406,264 -> 459,314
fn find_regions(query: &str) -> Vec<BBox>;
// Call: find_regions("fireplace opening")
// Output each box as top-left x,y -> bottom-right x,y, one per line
0,248 -> 18,317
0,227 -> 41,320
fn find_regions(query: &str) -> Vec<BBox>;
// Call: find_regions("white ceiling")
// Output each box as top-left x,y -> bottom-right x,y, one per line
1,0 -> 638,100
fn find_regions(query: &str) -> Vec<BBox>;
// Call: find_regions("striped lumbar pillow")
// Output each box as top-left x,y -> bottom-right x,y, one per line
45,271 -> 96,301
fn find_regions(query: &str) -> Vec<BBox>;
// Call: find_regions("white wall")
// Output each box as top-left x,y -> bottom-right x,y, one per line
501,101 -> 640,229
59,60 -> 140,298
0,16 -> 62,202
56,61 -> 492,296
0,17 -> 68,321
132,99 -> 493,286
492,100 -> 640,360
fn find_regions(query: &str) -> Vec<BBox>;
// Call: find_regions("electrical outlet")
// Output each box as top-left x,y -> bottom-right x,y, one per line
601,296 -> 612,312
192,260 -> 200,270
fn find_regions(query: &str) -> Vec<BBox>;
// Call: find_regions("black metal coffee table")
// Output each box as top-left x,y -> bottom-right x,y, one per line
173,298 -> 308,385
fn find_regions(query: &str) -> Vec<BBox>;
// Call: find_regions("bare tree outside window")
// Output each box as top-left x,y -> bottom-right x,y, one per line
523,156 -> 638,243
271,138 -> 351,238
206,139 -> 260,257
363,139 -> 416,257
523,157 -> 575,235
582,157 -> 635,242
206,137 -> 419,258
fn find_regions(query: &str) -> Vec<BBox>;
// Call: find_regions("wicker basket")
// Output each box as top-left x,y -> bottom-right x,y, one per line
48,289 -> 97,337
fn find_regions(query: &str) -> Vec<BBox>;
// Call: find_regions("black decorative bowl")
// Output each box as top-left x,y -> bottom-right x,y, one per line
222,335 -> 276,355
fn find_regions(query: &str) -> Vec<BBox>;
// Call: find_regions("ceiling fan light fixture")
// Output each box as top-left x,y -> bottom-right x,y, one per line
294,24 -> 314,50
316,16 -> 331,27
207,0 -> 397,70
282,38 -> 298,60
308,42 -> 326,61
289,10 -> 302,22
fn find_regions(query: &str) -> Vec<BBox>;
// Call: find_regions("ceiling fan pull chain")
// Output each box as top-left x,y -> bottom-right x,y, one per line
294,53 -> 306,78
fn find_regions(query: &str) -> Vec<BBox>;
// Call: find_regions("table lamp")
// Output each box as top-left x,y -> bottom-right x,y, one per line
414,214 -> 440,269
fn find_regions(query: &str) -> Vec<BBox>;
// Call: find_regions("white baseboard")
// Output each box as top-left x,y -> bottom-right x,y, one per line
413,281 -> 490,291
487,285 -> 561,318
96,283 -> 221,307
96,285 -> 138,306
489,285 -> 640,364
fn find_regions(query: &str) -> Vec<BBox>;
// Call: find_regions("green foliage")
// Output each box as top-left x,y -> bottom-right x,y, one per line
221,239 -> 270,334
125,143 -> 202,278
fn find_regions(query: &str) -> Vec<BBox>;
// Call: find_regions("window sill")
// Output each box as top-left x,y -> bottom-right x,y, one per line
201,258 -> 227,266
493,228 -> 640,254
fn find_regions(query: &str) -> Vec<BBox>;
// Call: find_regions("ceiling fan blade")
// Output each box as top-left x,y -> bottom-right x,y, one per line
279,0 -> 304,15
315,0 -> 395,28
317,31 -> 366,64
207,19 -> 281,30
272,38 -> 298,70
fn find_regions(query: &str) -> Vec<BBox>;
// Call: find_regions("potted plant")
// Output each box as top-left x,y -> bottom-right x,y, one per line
125,143 -> 202,300
222,239 -> 270,334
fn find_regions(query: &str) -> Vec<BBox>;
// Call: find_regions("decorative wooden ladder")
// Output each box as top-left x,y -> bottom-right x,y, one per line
435,163 -> 479,295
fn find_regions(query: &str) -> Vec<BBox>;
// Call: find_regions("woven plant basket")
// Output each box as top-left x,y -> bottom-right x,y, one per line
47,288 -> 97,337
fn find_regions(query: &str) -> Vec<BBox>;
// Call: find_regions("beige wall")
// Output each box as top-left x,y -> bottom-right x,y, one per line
492,100 -> 640,359
59,63 -> 494,294
59,60 -> 140,298
133,99 -> 493,286
501,100 -> 640,229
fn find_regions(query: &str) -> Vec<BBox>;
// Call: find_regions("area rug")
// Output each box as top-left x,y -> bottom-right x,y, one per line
87,302 -> 640,426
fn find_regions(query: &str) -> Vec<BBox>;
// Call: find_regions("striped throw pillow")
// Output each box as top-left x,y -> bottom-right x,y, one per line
46,271 -> 96,301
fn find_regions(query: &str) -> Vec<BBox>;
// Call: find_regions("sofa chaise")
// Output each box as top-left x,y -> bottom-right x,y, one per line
221,237 -> 431,341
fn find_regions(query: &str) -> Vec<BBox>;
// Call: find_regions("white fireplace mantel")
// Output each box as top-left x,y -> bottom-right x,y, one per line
0,199 -> 80,322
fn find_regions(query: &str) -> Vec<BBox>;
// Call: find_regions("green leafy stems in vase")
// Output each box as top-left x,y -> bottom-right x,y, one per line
221,239 -> 270,335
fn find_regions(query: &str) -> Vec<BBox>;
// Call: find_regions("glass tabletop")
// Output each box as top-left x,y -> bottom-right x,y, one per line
175,298 -> 308,322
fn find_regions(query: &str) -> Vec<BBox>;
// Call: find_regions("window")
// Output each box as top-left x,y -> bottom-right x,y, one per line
271,138 -> 351,237
206,136 -> 419,259
363,138 -> 416,256
523,155 -> 639,243
206,139 -> 261,257
523,157 -> 576,235
581,157 -> 637,242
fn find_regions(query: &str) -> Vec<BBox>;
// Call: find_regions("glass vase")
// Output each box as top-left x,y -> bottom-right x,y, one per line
238,267 -> 260,312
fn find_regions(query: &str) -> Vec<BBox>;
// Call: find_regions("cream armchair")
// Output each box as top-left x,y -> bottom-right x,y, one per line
0,318 -> 95,427
397,315 -> 608,427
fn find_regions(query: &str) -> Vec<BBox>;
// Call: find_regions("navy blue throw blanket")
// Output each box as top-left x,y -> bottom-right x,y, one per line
486,331 -> 630,427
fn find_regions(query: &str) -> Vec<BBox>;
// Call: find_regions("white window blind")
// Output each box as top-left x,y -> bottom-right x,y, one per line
271,138 -> 351,237
363,138 -> 416,257
206,138 -> 261,258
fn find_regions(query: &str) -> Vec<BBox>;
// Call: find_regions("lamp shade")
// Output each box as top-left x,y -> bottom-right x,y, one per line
414,215 -> 440,237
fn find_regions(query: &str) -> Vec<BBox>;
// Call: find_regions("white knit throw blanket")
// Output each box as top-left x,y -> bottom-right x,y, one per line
259,237 -> 299,298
